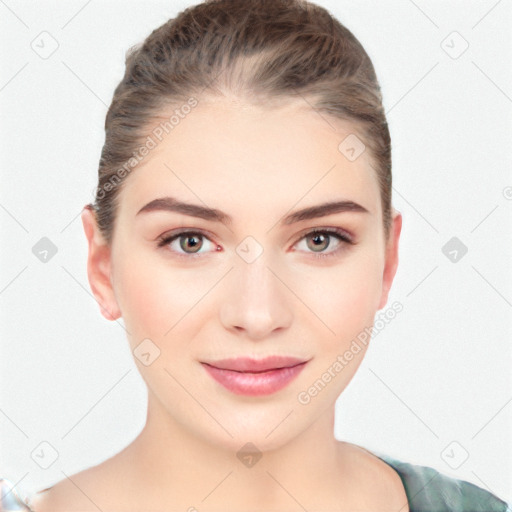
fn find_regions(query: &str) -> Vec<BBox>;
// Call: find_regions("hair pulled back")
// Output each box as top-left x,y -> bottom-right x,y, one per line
88,0 -> 392,245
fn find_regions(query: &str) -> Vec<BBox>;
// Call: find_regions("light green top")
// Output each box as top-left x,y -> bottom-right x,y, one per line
375,451 -> 511,511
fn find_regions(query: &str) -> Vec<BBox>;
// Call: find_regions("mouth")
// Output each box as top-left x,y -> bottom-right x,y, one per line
200,356 -> 309,396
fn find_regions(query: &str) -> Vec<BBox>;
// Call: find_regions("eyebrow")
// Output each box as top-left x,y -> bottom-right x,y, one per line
136,196 -> 369,225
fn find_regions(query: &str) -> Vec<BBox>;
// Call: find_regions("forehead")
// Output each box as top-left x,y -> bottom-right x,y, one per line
117,99 -> 380,222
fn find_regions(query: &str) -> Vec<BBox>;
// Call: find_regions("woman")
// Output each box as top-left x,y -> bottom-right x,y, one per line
1,0 -> 509,510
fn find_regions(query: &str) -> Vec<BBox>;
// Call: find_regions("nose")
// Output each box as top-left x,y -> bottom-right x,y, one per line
219,253 -> 293,340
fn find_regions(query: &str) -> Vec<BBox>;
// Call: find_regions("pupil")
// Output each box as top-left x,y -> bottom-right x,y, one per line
181,235 -> 201,253
310,233 -> 329,251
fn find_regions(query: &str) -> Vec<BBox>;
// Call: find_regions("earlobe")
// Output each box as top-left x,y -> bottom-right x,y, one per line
378,209 -> 402,310
81,205 -> 122,321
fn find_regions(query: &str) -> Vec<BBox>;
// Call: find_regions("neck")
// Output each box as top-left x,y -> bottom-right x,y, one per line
120,389 -> 346,510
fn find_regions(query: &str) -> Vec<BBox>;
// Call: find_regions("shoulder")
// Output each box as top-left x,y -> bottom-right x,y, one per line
373,452 -> 511,512
26,441 -> 143,512
27,462 -> 130,512
27,470 -> 99,512
336,441 -> 410,510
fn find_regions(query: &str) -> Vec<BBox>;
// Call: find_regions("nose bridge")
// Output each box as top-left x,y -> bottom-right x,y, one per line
236,246 -> 279,307
234,234 -> 275,294
219,242 -> 293,338
239,250 -> 272,293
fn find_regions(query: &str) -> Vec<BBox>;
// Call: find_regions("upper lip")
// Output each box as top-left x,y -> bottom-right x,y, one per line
202,356 -> 309,373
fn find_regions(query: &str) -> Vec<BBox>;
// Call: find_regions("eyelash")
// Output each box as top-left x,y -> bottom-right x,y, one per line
157,228 -> 354,261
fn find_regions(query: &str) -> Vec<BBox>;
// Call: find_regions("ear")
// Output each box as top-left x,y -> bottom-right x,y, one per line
378,208 -> 402,310
81,205 -> 121,321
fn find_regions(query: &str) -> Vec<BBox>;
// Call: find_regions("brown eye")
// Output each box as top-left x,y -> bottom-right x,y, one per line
179,234 -> 203,253
306,232 -> 331,252
157,230 -> 218,258
294,228 -> 353,260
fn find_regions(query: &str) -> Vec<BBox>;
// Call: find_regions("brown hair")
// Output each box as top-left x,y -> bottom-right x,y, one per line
87,0 -> 392,245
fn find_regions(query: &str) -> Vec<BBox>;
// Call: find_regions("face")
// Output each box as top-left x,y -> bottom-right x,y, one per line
82,98 -> 401,453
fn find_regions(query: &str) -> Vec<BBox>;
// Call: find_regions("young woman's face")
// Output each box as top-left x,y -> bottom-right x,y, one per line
84,98 -> 401,452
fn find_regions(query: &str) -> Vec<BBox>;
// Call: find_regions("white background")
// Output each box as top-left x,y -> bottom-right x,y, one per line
1,0 -> 511,505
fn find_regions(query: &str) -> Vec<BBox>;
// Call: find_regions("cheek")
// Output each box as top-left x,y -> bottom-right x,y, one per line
112,249 -> 204,345
299,249 -> 384,344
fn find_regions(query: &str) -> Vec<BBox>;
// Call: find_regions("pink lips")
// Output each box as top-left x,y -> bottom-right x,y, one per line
201,356 -> 308,396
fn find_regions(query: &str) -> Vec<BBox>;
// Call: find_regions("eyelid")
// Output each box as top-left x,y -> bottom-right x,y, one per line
292,225 -> 354,245
156,226 -> 218,245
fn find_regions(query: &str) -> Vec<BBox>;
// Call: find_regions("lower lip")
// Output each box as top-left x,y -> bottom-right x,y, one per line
201,362 -> 308,396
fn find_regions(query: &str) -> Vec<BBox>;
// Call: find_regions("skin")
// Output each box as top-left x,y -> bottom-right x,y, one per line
32,97 -> 405,511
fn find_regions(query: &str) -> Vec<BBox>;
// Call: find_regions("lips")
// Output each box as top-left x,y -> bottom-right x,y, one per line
200,356 -> 309,396
202,355 -> 308,373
